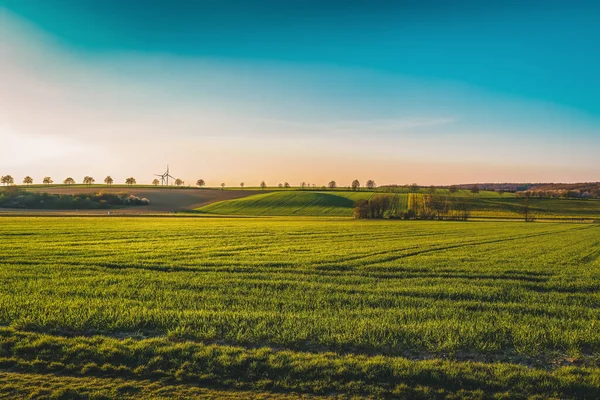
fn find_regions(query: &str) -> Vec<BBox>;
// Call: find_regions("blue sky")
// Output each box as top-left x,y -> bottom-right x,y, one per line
1,0 -> 599,184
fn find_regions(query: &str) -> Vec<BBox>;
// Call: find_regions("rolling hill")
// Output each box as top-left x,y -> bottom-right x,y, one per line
197,189 -> 600,219
195,190 -> 383,216
19,186 -> 265,213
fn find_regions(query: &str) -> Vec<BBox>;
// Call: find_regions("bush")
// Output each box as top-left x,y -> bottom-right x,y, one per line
0,189 -> 150,210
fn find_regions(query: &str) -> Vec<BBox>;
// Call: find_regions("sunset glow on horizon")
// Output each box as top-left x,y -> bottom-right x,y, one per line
1,0 -> 599,186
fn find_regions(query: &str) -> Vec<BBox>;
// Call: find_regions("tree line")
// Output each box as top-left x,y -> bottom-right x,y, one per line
1,175 -> 382,191
354,193 -> 473,221
1,175 -> 139,187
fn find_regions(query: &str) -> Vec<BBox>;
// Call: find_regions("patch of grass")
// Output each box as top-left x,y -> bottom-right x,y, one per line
0,327 -> 599,399
196,191 -> 383,216
0,217 -> 599,397
0,370 -> 314,399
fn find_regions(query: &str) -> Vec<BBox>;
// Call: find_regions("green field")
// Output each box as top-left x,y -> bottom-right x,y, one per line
469,197 -> 600,219
196,190 -> 381,216
196,189 -> 600,220
1,217 -> 599,398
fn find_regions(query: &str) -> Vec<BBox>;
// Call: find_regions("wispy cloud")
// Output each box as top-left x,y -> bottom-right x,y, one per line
1,12 -> 598,185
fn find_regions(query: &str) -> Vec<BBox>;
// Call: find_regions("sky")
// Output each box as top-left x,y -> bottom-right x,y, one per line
1,0 -> 599,186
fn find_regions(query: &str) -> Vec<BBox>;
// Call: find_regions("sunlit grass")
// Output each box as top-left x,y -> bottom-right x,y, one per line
1,217 -> 599,397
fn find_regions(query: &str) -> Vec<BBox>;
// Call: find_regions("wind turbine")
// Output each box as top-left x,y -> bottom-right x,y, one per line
154,165 -> 176,186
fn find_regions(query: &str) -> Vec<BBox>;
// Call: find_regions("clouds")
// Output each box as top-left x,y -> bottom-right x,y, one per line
1,11 -> 599,185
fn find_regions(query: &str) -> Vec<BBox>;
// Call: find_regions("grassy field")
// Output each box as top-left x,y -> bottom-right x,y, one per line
1,217 -> 599,398
196,191 -> 380,216
11,185 -> 600,219
469,197 -> 600,219
196,189 -> 600,219
17,187 -> 266,213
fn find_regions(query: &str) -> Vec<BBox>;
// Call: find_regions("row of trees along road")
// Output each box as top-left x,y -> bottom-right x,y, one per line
0,176 -> 140,186
0,176 -> 138,186
3,176 -> 379,189
1,178 -> 477,194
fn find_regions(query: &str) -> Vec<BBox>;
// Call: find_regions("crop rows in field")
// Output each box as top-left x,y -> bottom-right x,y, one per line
0,217 -> 599,397
197,189 -> 600,220
196,190 -> 379,216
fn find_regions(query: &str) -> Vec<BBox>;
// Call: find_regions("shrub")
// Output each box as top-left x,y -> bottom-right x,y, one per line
0,189 -> 150,210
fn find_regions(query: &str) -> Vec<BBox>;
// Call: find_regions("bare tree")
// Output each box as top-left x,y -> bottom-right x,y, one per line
351,179 -> 360,191
196,179 -> 205,187
221,182 -> 226,190
260,181 -> 267,190
125,177 -> 136,186
43,177 -> 53,186
366,180 -> 376,191
152,179 -> 160,186
301,182 -> 306,190
328,181 -> 337,189
521,195 -> 534,222
284,182 -> 290,188
63,177 -> 75,185
23,176 -> 33,186
104,176 -> 114,186
1,175 -> 14,186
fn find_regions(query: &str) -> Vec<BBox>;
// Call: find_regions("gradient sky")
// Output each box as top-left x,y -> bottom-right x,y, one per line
1,0 -> 599,186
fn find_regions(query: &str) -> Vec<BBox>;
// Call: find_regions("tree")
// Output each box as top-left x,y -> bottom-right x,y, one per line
301,182 -> 306,190
63,177 -> 75,185
449,185 -> 458,194
354,195 -> 391,219
351,179 -> 360,191
409,183 -> 419,193
1,175 -> 14,186
83,176 -> 95,187
196,179 -> 205,187
43,177 -> 53,186
23,176 -> 33,186
221,182 -> 225,190
152,179 -> 160,186
104,176 -> 113,186
328,181 -> 337,189
260,181 -> 267,190
240,182 -> 244,189
278,183 -> 283,188
470,185 -> 480,198
284,182 -> 290,188
125,177 -> 136,186
521,196 -> 534,222
366,180 -> 376,191
175,179 -> 183,186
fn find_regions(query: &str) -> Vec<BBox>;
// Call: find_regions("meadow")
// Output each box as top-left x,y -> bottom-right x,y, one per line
196,190 -> 378,216
1,217 -> 599,398
196,189 -> 600,220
